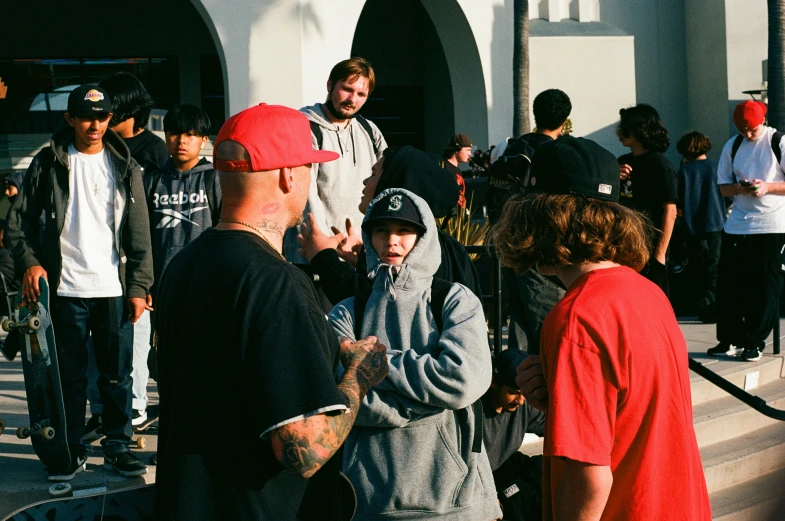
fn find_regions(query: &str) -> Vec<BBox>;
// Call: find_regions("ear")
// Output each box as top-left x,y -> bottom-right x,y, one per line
279,167 -> 295,194
64,112 -> 75,127
326,80 -> 333,93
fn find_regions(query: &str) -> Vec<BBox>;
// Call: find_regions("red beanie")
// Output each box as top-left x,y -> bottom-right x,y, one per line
733,100 -> 767,131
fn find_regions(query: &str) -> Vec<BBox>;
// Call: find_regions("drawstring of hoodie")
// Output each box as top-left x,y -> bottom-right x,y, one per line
368,263 -> 402,301
333,123 -> 357,165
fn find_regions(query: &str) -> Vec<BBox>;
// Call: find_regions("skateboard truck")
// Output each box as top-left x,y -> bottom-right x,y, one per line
17,422 -> 56,441
1,315 -> 41,333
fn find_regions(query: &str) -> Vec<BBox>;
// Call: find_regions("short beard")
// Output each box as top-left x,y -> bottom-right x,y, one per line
324,97 -> 357,121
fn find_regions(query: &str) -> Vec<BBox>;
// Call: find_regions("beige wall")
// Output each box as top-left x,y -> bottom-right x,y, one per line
529,35 -> 637,155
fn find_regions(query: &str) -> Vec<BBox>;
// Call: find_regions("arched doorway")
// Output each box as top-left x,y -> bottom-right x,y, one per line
0,0 -> 226,135
352,0 -> 488,156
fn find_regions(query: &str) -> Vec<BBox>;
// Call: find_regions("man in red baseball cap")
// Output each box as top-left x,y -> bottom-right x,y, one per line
154,103 -> 389,520
708,100 -> 785,362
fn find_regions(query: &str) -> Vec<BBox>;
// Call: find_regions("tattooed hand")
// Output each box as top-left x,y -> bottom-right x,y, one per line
339,336 -> 389,390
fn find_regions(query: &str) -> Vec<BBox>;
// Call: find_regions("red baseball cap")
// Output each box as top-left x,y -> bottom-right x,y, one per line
733,100 -> 767,131
213,103 -> 339,172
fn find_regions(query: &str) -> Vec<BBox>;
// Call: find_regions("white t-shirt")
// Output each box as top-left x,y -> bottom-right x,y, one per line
58,144 -> 122,297
718,126 -> 785,234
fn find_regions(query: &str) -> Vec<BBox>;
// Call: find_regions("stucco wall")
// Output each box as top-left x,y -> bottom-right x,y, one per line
529,34 -> 636,155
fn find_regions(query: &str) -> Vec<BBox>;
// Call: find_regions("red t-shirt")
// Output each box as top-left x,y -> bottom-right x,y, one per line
540,266 -> 711,521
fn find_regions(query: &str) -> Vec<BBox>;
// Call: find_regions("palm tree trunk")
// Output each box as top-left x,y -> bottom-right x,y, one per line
513,0 -> 530,136
769,0 -> 785,130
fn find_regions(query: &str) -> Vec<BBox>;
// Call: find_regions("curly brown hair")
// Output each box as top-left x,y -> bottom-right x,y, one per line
491,193 -> 653,274
617,104 -> 670,153
676,131 -> 712,160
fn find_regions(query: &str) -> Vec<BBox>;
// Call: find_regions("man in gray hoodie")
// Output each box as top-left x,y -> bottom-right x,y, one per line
329,188 -> 501,520
284,57 -> 387,260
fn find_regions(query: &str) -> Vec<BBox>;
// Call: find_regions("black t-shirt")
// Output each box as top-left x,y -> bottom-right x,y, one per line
155,228 -> 348,521
519,132 -> 554,152
124,129 -> 169,174
482,395 -> 545,472
617,150 -> 678,229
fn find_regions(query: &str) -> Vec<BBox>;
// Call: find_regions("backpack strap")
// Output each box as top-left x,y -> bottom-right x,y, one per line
352,289 -> 371,341
729,134 -> 744,183
309,120 -> 324,150
430,277 -> 451,332
772,131 -> 783,166
356,115 -> 381,157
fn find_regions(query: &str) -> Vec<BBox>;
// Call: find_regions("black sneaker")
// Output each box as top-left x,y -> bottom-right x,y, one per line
82,414 -> 104,442
741,347 -> 763,362
48,453 -> 87,482
707,343 -> 738,356
104,451 -> 147,477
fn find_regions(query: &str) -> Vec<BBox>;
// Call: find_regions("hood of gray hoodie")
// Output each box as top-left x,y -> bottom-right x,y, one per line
363,187 -> 441,297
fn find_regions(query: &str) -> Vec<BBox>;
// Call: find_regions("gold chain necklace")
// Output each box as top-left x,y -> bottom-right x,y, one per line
218,219 -> 285,260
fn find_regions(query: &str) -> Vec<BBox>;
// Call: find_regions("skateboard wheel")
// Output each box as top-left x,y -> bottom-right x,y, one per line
41,426 -> 55,440
49,482 -> 72,497
28,317 -> 41,330
135,436 -> 146,450
16,426 -> 29,439
0,419 -> 5,435
1,319 -> 11,332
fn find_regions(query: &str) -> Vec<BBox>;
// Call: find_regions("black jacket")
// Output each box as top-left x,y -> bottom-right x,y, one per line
5,126 -> 153,299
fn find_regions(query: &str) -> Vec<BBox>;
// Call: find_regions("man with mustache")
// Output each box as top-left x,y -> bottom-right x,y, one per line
284,57 -> 387,261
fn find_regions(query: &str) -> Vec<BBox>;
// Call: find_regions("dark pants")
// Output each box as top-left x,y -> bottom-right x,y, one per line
505,268 -> 565,355
640,258 -> 669,298
716,232 -> 785,350
52,296 -> 133,455
688,231 -> 722,316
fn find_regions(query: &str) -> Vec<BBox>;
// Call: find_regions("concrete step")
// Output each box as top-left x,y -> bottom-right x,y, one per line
690,354 -> 784,408
693,376 -> 785,448
710,466 -> 785,521
701,421 -> 785,494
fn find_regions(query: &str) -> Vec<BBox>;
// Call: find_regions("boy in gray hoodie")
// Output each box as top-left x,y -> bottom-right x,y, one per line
329,188 -> 501,520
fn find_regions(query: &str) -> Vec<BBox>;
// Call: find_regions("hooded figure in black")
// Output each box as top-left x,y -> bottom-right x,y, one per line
308,145 -> 483,304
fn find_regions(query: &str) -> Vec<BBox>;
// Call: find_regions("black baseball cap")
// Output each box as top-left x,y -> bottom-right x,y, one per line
67,85 -> 113,118
362,192 -> 427,236
493,349 -> 529,389
528,136 -> 620,202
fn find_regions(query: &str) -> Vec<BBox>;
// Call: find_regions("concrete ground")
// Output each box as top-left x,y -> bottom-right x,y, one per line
0,318 -> 783,519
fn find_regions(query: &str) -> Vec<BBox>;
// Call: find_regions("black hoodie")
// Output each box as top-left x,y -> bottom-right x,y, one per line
311,146 -> 482,304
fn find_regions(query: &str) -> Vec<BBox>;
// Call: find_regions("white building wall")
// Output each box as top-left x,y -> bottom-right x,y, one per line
529,35 -> 637,155
724,0 -> 768,115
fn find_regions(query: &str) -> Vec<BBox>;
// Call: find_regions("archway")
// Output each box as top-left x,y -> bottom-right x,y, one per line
0,0 -> 226,134
352,0 -> 488,155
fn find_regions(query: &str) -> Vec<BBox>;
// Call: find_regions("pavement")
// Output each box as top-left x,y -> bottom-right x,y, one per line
0,317 -> 783,518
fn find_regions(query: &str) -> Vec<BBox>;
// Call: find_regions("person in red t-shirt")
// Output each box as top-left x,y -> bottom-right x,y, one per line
492,136 -> 711,521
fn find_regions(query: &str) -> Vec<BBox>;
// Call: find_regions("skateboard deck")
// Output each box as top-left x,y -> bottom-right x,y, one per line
2,277 -> 70,472
1,483 -> 155,521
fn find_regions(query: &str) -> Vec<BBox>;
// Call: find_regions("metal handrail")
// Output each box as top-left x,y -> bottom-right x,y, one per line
688,357 -> 785,421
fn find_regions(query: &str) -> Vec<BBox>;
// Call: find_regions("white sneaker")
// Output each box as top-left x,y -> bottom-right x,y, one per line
131,409 -> 147,427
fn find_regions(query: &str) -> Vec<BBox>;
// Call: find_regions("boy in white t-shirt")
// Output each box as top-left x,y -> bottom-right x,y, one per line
5,84 -> 153,480
708,100 -> 785,362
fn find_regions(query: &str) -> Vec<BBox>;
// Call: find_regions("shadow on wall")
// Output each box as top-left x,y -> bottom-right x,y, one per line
488,0 -> 514,146
582,122 -> 627,158
298,1 -> 323,39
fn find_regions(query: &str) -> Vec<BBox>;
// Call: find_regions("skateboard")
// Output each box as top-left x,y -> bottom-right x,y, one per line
0,483 -> 155,521
1,277 -> 71,472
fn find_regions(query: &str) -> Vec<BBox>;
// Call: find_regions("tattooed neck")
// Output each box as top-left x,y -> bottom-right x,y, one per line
256,219 -> 285,237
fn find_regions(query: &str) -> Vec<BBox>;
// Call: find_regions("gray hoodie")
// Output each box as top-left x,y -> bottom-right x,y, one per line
329,189 -> 500,520
284,103 -> 386,260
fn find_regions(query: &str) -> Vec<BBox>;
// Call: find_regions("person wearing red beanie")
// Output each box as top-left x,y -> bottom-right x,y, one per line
708,101 -> 785,361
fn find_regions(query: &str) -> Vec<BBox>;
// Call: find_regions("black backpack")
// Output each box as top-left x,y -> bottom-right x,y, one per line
352,276 -> 483,453
487,136 -> 536,224
729,131 -> 784,182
